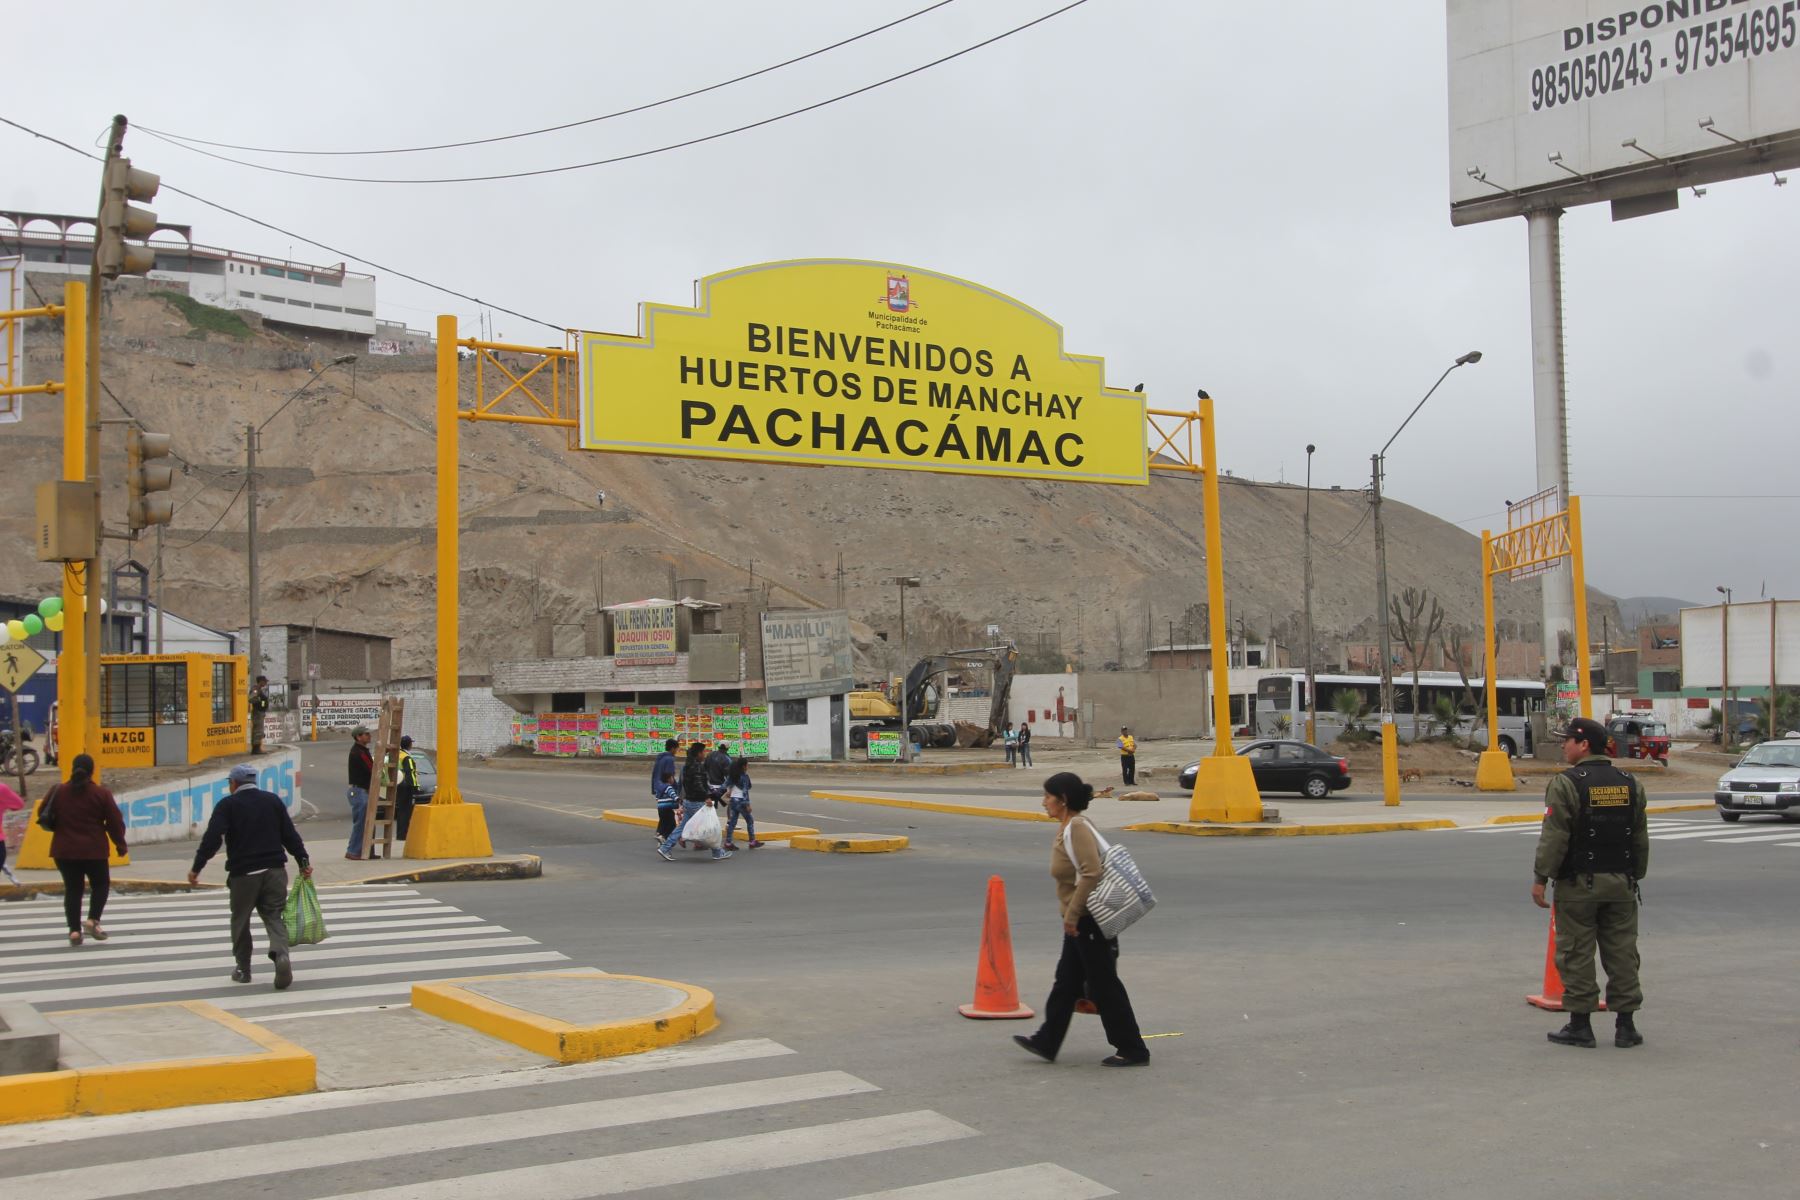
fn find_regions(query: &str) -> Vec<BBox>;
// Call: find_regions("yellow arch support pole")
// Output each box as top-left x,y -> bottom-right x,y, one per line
1568,495 -> 1593,720
405,314 -> 492,859
1188,396 -> 1262,823
1476,529 -> 1516,791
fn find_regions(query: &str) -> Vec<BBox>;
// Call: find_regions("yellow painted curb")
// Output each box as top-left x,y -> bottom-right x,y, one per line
412,970 -> 717,1063
0,1001 -> 315,1124
1124,819 -> 1457,838
600,811 -> 820,840
1486,801 -> 1715,826
808,790 -> 1055,823
789,834 -> 909,853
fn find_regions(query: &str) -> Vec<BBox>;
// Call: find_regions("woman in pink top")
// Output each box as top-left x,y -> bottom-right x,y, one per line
0,781 -> 26,885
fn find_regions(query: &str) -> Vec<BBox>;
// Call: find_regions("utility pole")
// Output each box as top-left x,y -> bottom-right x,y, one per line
893,576 -> 921,762
1372,451 -> 1394,723
154,523 -> 165,654
1304,443 -> 1317,744
246,421 -> 260,708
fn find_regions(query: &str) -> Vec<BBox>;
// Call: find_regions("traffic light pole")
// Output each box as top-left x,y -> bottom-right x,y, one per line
80,118 -> 131,773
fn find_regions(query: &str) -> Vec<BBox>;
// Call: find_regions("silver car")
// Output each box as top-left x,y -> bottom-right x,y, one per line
1714,735 -> 1800,822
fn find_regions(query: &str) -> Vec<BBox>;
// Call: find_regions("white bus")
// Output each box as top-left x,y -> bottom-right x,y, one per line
1253,671 -> 1544,756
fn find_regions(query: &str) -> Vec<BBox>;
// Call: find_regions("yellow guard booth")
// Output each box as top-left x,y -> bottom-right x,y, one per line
97,653 -> 248,768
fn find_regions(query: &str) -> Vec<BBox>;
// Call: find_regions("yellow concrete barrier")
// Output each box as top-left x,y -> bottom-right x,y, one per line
1125,819 -> 1456,838
414,970 -> 716,1063
789,834 -> 909,853
808,791 -> 1054,822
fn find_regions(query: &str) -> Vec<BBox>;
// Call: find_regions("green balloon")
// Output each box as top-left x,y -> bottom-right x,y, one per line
22,614 -> 43,636
38,596 -> 62,618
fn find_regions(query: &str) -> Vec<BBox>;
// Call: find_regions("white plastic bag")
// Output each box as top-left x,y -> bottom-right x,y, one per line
680,803 -> 722,850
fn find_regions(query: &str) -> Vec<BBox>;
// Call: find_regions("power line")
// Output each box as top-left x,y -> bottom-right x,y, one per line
165,480 -> 247,550
130,0 -> 1095,185
140,0 -> 964,158
0,116 -> 569,333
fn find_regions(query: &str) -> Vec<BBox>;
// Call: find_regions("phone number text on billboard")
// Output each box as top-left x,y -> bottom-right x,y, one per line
1531,3 -> 1800,111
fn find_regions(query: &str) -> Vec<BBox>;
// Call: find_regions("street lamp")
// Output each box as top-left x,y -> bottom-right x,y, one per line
1717,584 -> 1733,748
1371,351 -> 1482,803
1303,443 -> 1317,744
247,354 -> 356,728
892,576 -> 921,762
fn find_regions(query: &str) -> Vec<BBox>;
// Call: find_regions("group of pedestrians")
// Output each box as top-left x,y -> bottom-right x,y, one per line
1000,721 -> 1034,767
652,738 -> 761,861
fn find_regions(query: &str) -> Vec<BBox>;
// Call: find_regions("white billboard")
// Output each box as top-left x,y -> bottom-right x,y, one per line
761,610 -> 854,702
1448,1 -> 1800,223
1679,601 -> 1800,689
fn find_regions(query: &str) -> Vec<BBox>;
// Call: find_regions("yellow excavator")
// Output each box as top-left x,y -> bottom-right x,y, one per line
848,645 -> 1018,750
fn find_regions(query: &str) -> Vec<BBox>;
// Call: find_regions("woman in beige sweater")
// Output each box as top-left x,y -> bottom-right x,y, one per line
1013,771 -> 1150,1066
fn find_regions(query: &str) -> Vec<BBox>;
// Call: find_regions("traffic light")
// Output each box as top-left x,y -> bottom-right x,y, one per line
126,427 -> 174,530
97,157 -> 160,279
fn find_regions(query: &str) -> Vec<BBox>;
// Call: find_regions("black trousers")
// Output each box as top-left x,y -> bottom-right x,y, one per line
1033,913 -> 1149,1060
1121,754 -> 1136,785
395,783 -> 417,841
655,804 -> 678,837
228,869 -> 291,967
55,858 -> 110,932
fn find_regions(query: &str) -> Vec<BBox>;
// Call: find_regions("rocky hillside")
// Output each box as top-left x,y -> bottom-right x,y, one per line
2,283 -> 1610,677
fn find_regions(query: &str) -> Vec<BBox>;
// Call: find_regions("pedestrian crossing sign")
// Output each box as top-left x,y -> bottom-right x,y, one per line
0,639 -> 46,694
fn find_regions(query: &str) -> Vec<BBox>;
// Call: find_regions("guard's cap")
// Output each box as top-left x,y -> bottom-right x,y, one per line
1552,716 -> 1609,749
351,725 -> 370,737
400,735 -> 413,749
227,763 -> 260,784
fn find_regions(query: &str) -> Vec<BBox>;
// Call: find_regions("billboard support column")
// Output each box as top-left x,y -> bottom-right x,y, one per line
407,313 -> 493,860
1527,209 -> 1574,684
1188,394 -> 1262,824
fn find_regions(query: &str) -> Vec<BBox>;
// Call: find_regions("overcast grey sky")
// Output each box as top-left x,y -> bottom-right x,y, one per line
9,0 -> 1794,605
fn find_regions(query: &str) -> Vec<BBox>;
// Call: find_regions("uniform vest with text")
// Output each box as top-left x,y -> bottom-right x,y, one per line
1557,759 -> 1638,880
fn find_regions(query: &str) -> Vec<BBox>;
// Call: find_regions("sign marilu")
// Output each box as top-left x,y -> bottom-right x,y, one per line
580,261 -> 1148,485
614,603 -> 678,666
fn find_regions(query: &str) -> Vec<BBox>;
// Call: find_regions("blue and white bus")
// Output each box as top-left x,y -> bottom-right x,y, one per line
1253,671 -> 1544,756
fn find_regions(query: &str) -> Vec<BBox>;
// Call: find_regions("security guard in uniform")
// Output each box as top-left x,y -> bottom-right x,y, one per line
1531,716 -> 1650,1048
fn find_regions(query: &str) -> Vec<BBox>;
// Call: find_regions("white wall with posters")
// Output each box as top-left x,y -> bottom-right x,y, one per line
1008,673 -> 1080,738
1447,0 -> 1800,214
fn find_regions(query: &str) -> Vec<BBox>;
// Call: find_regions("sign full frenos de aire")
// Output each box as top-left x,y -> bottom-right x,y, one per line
579,261 -> 1148,485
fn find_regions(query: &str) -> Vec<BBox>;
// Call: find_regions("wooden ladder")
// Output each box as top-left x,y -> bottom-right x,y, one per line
360,695 -> 405,860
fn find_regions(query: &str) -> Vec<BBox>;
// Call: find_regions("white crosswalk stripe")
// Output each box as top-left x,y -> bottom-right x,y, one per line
0,1037 -> 1115,1198
0,885 -> 567,1017
1456,817 -> 1800,848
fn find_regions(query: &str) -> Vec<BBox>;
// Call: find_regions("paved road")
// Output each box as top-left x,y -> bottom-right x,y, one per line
7,744 -> 1790,1197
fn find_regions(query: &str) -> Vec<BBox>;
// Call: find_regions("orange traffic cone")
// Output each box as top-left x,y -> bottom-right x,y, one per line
958,875 -> 1035,1020
1526,913 -> 1605,1012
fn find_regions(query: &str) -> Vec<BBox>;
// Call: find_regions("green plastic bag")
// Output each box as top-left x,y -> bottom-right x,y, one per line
282,876 -> 329,946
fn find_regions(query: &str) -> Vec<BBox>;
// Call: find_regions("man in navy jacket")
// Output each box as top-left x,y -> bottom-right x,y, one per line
189,762 -> 312,989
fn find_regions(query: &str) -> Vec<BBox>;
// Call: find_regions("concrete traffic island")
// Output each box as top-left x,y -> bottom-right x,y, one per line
601,809 -> 820,841
789,833 -> 909,853
0,1000 -> 313,1124
413,970 -> 717,1063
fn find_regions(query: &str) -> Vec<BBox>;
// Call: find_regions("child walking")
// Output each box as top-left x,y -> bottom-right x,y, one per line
722,758 -> 764,850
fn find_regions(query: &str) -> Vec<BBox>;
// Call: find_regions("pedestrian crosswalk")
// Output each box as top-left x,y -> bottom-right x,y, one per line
0,1037 -> 1117,1199
1458,815 -> 1800,849
0,885 -> 567,1017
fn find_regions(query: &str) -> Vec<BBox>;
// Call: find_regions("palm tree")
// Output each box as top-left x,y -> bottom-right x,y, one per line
1431,695 -> 1461,739
1332,689 -> 1368,737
